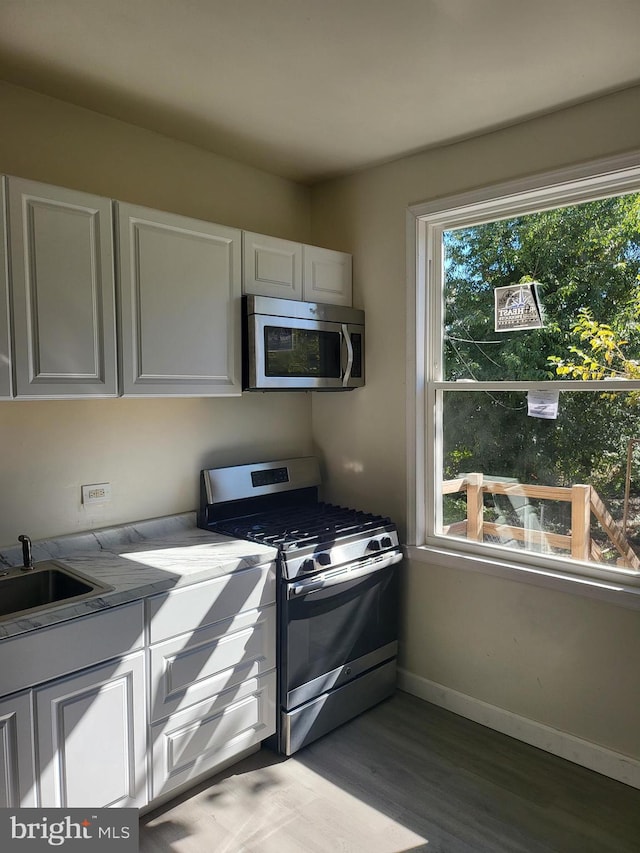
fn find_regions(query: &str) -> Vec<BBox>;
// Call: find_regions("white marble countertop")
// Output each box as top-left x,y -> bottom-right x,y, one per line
0,513 -> 277,639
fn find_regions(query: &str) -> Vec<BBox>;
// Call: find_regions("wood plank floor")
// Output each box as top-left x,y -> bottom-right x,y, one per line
139,690 -> 640,853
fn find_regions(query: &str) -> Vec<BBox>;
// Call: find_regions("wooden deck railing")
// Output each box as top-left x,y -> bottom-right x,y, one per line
442,474 -> 640,569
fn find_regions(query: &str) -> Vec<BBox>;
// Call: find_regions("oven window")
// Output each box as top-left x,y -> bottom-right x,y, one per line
264,326 -> 341,377
284,566 -> 398,694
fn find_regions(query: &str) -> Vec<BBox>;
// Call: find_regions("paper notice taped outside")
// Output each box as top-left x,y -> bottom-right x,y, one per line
527,390 -> 559,419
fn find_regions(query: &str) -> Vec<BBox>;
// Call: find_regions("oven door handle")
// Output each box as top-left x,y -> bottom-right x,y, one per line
288,550 -> 402,598
341,324 -> 354,387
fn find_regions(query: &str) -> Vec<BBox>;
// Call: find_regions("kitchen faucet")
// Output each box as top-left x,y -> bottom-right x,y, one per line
18,534 -> 34,570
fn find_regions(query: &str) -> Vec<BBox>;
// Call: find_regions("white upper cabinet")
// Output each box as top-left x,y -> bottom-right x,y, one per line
0,179 -> 11,398
7,177 -> 118,398
243,231 -> 303,300
1,176 -> 351,400
302,244 -> 352,306
243,232 -> 352,306
117,203 -> 242,396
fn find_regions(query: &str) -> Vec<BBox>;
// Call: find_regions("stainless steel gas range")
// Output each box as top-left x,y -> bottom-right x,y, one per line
197,456 -> 402,755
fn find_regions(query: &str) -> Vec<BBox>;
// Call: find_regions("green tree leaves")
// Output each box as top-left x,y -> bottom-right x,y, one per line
442,192 -> 640,494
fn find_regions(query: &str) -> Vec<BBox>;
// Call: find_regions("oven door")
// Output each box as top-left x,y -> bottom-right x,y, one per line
246,313 -> 364,390
280,553 -> 401,711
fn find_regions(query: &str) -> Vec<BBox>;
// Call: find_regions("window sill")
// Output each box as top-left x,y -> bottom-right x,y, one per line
405,543 -> 640,611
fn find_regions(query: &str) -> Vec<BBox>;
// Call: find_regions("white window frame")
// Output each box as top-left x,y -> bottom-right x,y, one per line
406,151 -> 640,607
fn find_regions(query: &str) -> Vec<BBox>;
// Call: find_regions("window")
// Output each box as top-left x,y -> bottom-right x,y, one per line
408,154 -> 640,585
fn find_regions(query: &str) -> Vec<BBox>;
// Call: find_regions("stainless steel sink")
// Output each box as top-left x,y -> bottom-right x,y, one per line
0,562 -> 113,621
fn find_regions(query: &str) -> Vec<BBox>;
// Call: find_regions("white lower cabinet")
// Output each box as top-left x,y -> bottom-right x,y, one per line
0,691 -> 36,807
0,563 -> 277,810
0,601 -> 145,808
35,651 -> 147,809
146,563 -> 277,802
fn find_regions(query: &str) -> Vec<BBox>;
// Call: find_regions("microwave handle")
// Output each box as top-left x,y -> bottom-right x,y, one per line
341,324 -> 354,387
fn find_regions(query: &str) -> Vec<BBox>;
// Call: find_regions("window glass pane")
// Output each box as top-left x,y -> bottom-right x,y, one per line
440,390 -> 640,571
443,193 -> 640,381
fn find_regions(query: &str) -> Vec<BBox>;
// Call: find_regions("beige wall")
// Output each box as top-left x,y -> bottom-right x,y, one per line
0,82 -> 313,545
309,86 -> 640,761
3,74 -> 640,766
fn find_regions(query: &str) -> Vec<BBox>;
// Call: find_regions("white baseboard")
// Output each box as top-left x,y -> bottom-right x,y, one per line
398,668 -> 640,790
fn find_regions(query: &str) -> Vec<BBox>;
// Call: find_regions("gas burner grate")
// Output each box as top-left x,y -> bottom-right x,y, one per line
215,502 -> 391,551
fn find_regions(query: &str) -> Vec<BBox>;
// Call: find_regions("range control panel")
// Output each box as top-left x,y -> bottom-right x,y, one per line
251,466 -> 290,488
203,456 -> 320,505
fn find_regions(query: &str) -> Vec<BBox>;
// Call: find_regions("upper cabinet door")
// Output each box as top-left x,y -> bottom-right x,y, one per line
303,245 -> 352,306
242,232 -> 303,300
7,177 -> 118,398
0,179 -> 12,398
117,203 -> 242,396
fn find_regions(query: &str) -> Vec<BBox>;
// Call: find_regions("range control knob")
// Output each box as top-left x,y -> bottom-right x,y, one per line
317,552 -> 331,566
367,539 -> 381,552
301,558 -> 315,573
380,536 -> 393,549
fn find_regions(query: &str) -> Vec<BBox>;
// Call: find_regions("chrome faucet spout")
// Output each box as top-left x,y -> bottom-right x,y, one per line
18,535 -> 34,570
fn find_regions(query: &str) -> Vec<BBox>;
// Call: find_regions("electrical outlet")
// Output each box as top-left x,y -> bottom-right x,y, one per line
82,483 -> 112,505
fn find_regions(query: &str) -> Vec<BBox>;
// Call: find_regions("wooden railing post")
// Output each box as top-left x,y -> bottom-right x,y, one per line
571,484 -> 591,562
466,473 -> 484,541
590,487 -> 640,569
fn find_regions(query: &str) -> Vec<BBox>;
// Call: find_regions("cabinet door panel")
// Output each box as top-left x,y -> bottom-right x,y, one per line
0,179 -> 11,397
117,203 -> 241,396
0,692 -> 35,807
242,232 -> 302,299
303,245 -> 352,306
150,672 -> 275,799
36,652 -> 146,808
8,177 -> 117,397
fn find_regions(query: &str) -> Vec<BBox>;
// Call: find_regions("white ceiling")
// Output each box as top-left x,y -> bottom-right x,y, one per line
1,0 -> 639,184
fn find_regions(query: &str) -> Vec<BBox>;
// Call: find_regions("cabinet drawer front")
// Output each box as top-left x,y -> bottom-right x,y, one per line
150,672 -> 275,800
0,601 -> 145,697
147,563 -> 275,643
150,605 -> 275,721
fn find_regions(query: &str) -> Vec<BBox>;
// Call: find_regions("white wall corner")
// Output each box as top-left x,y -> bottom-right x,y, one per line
398,668 -> 640,790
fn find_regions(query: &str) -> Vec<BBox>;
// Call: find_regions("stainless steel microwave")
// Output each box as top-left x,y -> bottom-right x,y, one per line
242,295 -> 365,391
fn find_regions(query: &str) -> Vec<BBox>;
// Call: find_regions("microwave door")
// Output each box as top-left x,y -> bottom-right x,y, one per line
251,315 -> 346,389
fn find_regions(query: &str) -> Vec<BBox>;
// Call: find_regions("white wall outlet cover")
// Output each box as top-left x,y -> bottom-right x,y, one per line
82,483 -> 112,504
